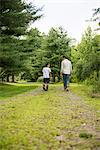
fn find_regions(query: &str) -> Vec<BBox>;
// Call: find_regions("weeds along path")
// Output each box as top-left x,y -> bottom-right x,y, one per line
0,85 -> 100,149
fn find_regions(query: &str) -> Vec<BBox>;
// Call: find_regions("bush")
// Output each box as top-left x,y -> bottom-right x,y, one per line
84,71 -> 100,93
37,76 -> 43,82
70,74 -> 77,83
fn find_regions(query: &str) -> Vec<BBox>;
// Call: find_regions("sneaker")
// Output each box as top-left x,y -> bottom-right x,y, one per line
46,85 -> 48,91
43,85 -> 45,90
64,87 -> 66,90
66,88 -> 69,91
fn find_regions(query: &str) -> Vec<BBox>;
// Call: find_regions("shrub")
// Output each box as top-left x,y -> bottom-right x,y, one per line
84,71 -> 100,93
37,76 -> 43,82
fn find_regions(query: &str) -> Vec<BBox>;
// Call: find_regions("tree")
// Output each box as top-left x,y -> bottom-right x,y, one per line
24,27 -> 72,82
0,0 -> 42,36
21,28 -> 43,81
0,0 -> 42,82
42,27 -> 71,82
73,26 -> 100,92
92,8 -> 100,30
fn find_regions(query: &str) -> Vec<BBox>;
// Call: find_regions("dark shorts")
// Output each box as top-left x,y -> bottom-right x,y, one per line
43,78 -> 50,83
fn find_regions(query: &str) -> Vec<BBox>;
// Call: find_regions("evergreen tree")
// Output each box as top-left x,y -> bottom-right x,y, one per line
73,26 -> 100,92
42,27 -> 71,82
0,0 -> 42,82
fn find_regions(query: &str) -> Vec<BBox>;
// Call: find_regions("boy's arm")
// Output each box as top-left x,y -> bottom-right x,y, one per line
49,68 -> 52,78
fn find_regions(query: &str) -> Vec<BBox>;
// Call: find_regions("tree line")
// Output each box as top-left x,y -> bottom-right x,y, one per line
0,0 -> 100,92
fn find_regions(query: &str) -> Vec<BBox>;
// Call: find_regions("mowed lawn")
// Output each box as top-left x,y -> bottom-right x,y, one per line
0,82 -> 38,100
0,83 -> 100,150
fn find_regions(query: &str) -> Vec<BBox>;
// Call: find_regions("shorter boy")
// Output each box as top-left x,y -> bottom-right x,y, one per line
42,64 -> 51,91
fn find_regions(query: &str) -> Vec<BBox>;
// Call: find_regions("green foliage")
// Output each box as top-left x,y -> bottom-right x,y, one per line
72,27 -> 100,92
0,0 -> 42,82
37,76 -> 43,82
41,27 -> 72,82
84,71 -> 100,94
0,0 -> 99,91
23,27 -> 72,82
0,0 -> 42,36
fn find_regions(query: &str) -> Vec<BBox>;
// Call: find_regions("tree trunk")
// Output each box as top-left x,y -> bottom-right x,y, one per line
95,66 -> 99,81
57,71 -> 60,82
57,61 -> 61,82
1,77 -> 4,82
12,74 -> 15,82
97,70 -> 99,80
7,75 -> 9,82
52,72 -> 55,82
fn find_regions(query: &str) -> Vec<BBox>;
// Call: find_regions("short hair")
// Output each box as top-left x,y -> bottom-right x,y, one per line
46,63 -> 49,66
63,55 -> 69,59
63,55 -> 65,58
63,55 -> 67,59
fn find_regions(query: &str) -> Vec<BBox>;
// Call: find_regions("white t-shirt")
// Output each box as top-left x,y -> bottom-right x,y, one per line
61,59 -> 72,74
42,67 -> 51,78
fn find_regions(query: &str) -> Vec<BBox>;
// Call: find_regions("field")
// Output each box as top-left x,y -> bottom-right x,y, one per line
0,83 -> 100,150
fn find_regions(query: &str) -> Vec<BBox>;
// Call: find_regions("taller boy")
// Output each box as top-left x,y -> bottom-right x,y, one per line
61,56 -> 72,91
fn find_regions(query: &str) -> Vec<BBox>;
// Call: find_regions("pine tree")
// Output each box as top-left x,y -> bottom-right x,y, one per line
0,0 -> 42,82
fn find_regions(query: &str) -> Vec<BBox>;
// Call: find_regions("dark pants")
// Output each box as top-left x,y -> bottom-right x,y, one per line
63,74 -> 70,89
43,78 -> 50,83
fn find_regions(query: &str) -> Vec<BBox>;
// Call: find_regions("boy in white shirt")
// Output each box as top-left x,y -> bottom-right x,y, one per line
61,56 -> 72,91
42,63 -> 51,91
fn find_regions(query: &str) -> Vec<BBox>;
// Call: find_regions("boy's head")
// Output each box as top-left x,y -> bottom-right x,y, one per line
63,55 -> 69,60
46,63 -> 50,68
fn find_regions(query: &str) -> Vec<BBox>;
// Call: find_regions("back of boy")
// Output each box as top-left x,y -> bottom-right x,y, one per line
42,64 -> 51,91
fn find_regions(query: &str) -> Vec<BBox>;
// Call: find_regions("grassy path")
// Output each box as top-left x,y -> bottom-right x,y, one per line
0,84 -> 100,150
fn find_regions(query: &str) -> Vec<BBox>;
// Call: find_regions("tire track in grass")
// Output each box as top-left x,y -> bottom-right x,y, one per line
56,87 -> 100,149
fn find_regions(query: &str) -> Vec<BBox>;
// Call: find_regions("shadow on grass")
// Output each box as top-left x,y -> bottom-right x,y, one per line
0,83 -> 38,100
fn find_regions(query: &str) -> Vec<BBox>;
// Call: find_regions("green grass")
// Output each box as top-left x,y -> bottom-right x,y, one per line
0,88 -> 67,149
0,82 -> 38,100
71,83 -> 100,111
0,83 -> 100,149
79,132 -> 93,139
